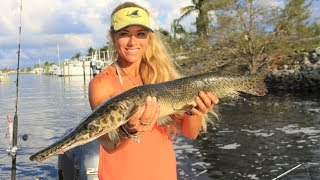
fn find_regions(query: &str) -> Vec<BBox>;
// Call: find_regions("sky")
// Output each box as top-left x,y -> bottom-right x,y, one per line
0,0 -> 198,69
0,0 -> 319,69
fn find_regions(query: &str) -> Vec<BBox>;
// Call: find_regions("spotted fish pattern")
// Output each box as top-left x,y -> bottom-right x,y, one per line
29,71 -> 267,162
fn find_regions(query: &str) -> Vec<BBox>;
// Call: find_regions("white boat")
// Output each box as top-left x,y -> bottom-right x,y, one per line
89,50 -> 113,76
50,64 -> 63,76
58,50 -> 112,77
31,67 -> 43,74
0,72 -> 10,82
61,59 -> 93,76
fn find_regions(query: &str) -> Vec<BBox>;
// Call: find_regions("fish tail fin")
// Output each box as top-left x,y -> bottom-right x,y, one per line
259,68 -> 271,78
243,74 -> 267,97
255,74 -> 268,96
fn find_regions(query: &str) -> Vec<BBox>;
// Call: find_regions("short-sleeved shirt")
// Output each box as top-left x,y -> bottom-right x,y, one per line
97,65 -> 177,180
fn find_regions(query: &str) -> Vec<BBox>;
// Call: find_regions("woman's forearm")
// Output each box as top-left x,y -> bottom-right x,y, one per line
181,114 -> 202,139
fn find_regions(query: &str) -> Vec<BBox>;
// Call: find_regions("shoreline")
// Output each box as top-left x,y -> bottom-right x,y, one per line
265,47 -> 320,94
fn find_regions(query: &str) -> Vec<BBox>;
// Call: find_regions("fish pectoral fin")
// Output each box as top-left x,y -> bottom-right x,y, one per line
108,129 -> 120,147
158,116 -> 173,126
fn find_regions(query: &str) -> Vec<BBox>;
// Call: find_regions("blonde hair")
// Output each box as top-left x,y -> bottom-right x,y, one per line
108,2 -> 184,135
109,2 -> 207,135
108,2 -> 212,136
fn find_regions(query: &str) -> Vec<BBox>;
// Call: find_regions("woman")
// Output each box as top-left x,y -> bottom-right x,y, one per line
88,2 -> 219,180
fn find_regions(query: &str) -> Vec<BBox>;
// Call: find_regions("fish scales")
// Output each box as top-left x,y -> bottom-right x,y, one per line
29,72 -> 267,162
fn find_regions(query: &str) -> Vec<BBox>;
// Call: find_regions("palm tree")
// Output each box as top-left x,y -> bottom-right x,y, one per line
71,52 -> 81,60
178,0 -> 237,45
87,47 -> 95,57
178,0 -> 210,45
171,19 -> 187,41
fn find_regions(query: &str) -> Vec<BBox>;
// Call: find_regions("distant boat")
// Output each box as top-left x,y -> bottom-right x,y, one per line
48,64 -> 62,76
61,59 -> 92,76
90,51 -> 112,76
53,50 -> 112,77
0,72 -> 10,82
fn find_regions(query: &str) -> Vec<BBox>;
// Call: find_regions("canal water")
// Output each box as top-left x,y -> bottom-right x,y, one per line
0,73 -> 319,179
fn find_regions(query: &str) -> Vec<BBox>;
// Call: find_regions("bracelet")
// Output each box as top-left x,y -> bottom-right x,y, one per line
120,123 -> 138,134
119,125 -> 141,144
185,111 -> 195,116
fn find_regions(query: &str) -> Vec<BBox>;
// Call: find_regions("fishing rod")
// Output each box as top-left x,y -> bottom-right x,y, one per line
272,163 -> 311,180
8,0 -> 23,179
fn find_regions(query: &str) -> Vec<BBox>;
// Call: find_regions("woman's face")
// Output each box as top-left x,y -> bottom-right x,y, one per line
113,26 -> 150,64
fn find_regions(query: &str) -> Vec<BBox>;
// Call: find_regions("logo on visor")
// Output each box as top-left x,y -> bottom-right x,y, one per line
126,10 -> 141,18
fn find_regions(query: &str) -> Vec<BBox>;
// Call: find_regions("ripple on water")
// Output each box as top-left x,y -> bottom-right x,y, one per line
276,124 -> 320,135
241,129 -> 274,137
218,143 -> 241,150
1,75 -> 320,179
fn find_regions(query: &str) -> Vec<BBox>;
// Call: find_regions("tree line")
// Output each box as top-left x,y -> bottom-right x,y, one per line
71,0 -> 320,75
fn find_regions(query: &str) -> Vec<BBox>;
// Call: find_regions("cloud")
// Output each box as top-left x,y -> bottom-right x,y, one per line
42,14 -> 91,34
1,0 -> 319,69
1,0 -> 194,68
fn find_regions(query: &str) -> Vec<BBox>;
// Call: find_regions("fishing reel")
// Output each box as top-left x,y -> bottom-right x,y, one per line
6,134 -> 28,157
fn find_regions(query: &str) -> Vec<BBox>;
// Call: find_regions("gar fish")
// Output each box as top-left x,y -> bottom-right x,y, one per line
29,72 -> 267,162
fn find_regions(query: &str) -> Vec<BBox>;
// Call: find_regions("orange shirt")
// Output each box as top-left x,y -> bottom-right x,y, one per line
97,66 -> 177,180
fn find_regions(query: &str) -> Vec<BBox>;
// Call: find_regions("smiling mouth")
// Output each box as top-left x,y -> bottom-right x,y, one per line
126,48 -> 139,54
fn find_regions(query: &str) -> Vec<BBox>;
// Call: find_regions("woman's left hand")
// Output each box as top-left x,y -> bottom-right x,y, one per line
180,91 -> 219,139
123,96 -> 159,133
189,91 -> 219,116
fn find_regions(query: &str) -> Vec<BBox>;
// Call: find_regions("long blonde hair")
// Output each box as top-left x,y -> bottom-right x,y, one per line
108,2 -> 207,135
109,2 -> 180,84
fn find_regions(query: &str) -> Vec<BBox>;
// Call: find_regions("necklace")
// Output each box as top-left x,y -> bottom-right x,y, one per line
115,62 -> 142,144
115,62 -> 140,87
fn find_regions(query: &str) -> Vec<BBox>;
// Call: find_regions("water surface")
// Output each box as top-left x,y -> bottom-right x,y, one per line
0,74 -> 319,179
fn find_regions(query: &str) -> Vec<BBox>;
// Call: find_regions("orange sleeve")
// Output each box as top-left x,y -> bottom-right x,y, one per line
89,74 -> 113,110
